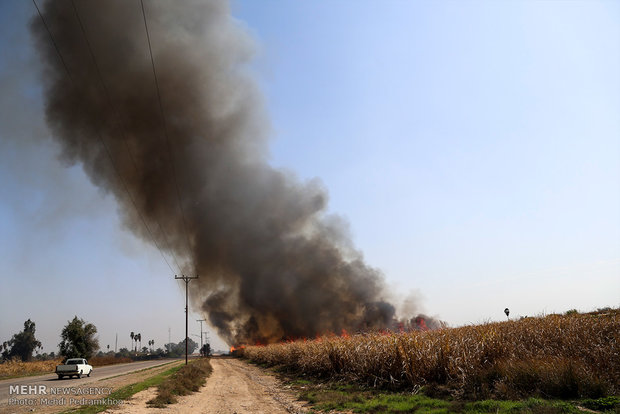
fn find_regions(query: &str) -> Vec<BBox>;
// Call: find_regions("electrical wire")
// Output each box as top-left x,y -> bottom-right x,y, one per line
32,0 -> 180,275
140,0 -> 195,258
69,0 -> 188,272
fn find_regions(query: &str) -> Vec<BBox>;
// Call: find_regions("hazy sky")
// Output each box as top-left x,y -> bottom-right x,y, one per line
1,0 -> 618,354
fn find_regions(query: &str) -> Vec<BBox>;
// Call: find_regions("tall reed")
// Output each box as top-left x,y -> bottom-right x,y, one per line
244,310 -> 619,398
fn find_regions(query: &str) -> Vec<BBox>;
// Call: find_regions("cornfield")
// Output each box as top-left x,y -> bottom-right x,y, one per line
243,309 -> 619,399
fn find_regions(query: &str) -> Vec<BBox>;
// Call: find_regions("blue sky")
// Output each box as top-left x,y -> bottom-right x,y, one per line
233,0 -> 619,317
1,0 -> 618,353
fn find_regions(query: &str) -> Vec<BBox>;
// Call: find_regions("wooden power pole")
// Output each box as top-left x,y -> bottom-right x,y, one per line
196,319 -> 206,355
175,274 -> 198,365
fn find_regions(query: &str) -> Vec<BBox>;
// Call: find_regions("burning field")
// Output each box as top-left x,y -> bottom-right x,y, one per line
29,0 -> 431,347
28,3 -> 616,390
242,309 -> 620,399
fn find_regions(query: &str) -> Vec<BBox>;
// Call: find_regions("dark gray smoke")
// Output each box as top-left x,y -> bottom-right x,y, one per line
31,0 -> 398,345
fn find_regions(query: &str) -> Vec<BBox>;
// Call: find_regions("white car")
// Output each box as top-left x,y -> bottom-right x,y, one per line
55,358 -> 93,379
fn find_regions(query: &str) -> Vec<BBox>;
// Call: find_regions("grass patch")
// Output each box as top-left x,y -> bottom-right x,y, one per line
464,398 -> 582,414
303,388 -> 452,414
61,361 -> 183,414
300,384 -> 590,414
147,357 -> 213,407
580,396 -> 620,412
264,364 -> 606,414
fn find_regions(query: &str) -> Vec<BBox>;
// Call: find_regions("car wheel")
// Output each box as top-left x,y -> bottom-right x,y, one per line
57,374 -> 63,380
87,370 -> 91,377
77,371 -> 82,379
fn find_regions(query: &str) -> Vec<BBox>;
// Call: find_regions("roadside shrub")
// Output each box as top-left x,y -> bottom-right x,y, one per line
147,358 -> 213,407
88,356 -> 132,366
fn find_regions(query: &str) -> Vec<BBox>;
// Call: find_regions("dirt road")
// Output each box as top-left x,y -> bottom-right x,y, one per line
107,357 -> 310,414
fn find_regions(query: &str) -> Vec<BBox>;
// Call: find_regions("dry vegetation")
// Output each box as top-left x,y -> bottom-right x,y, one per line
0,356 -> 133,379
0,358 -> 62,378
147,358 -> 213,407
243,309 -> 619,399
88,355 -> 132,366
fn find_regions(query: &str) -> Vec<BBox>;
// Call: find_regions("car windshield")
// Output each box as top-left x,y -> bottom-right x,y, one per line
66,359 -> 82,364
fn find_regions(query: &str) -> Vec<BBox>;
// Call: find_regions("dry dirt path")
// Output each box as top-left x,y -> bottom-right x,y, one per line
105,357 -> 311,414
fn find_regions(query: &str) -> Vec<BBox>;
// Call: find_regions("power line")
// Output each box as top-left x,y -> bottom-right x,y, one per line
35,2 -> 205,361
140,0 -> 194,258
32,0 -> 178,274
32,0 -> 70,79
70,0 -> 188,272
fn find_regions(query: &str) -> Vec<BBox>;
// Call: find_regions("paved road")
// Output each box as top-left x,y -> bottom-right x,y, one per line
0,359 -> 178,405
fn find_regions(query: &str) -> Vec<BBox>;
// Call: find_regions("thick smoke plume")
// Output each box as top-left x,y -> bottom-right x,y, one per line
31,0 -> 407,345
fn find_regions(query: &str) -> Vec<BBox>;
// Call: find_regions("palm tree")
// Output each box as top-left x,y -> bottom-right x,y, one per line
130,332 -> 135,351
137,333 -> 141,353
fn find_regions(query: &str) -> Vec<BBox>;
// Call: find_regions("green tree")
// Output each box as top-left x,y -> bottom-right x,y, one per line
200,343 -> 211,357
1,319 -> 42,361
58,316 -> 99,359
115,347 -> 131,358
163,338 -> 198,357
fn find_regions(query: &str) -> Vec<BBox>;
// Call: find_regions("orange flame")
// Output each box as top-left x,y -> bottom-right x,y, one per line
415,316 -> 429,331
230,345 -> 246,353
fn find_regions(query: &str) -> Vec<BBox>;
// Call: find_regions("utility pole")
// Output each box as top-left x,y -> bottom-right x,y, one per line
175,274 -> 198,365
196,319 -> 206,355
115,333 -> 118,353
